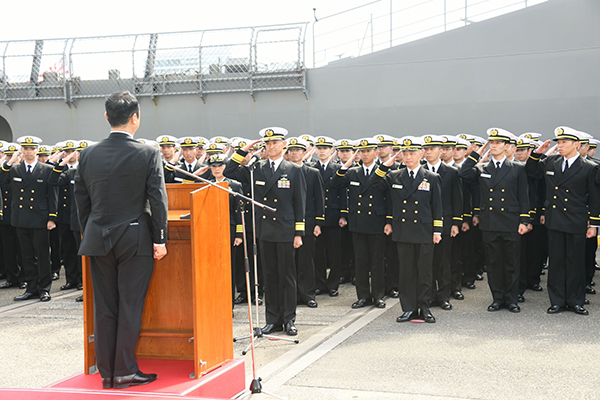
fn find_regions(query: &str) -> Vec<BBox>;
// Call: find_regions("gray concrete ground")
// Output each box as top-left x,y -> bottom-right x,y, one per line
0,269 -> 599,400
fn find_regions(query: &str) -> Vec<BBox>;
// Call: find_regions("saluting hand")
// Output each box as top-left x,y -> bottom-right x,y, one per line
8,150 -> 21,165
343,151 -> 358,169
535,140 -> 552,155
243,140 -> 263,153
385,152 -> 400,167
477,142 -> 489,157
193,165 -> 210,176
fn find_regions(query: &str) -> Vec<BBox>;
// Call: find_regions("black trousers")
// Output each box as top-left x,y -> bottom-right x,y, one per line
339,224 -> 355,281
314,226 -> 341,292
547,229 -> 586,307
296,223 -> 317,303
584,236 -> 597,285
0,225 -> 20,285
260,240 -> 296,325
398,242 -> 434,312
49,227 -> 61,274
352,232 -> 385,300
59,222 -> 81,285
384,234 -> 399,293
451,229 -> 471,293
482,230 -> 520,305
432,234 -> 453,303
518,225 -> 542,295
73,230 -> 82,285
472,224 -> 485,276
89,225 -> 154,378
17,227 -> 52,294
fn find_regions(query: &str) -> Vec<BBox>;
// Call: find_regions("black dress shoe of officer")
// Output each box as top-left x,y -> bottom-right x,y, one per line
591,281 -> 596,286
285,321 -> 298,336
351,298 -> 372,309
487,302 -> 503,312
76,296 -> 84,302
465,282 -> 476,290
547,305 -> 566,314
452,291 -> 464,300
387,290 -> 399,298
339,277 -> 349,284
529,284 -> 543,292
14,292 -> 38,301
102,377 -> 113,389
60,282 -> 77,290
374,298 -> 386,308
567,305 -> 589,315
113,371 -> 157,389
253,296 -> 263,306
307,300 -> 318,308
584,299 -> 590,305
261,324 -> 283,334
19,282 -> 27,289
475,274 -> 484,281
233,294 -> 246,305
585,285 -> 596,295
40,291 -> 51,302
507,303 -> 520,313
51,272 -> 59,281
0,282 -> 17,289
329,289 -> 339,297
314,288 -> 324,295
517,294 -> 525,303
440,301 -> 452,310
396,311 -> 415,322
421,309 -> 436,323
78,283 -> 83,290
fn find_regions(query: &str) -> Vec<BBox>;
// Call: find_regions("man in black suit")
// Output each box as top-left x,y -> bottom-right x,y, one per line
526,127 -> 600,315
422,135 -> 463,311
1,136 -> 58,302
372,136 -> 443,323
460,128 -> 530,313
75,91 -> 168,389
224,127 -> 306,336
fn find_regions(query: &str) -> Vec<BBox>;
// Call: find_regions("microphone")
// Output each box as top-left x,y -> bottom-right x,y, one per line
247,155 -> 260,167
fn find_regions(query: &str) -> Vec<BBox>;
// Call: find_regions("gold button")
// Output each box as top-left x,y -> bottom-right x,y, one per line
402,209 -> 406,213
325,197 -> 328,200
501,208 -> 504,211
502,189 -> 505,192
368,212 -> 372,215
273,217 -> 277,221
490,189 -> 493,192
402,219 -> 405,222
414,220 -> 418,223
370,195 -> 373,199
564,208 -> 567,211
403,200 -> 407,204
64,196 -> 67,200
489,207 -> 493,211
358,202 -> 361,206
246,210 -> 249,213
368,203 -> 372,207
415,210 -> 418,214
553,205 -> 556,209
21,189 -> 24,192
262,215 -> 266,219
20,197 -> 23,200
30,198 -> 34,201
326,189 -> 329,192
357,210 -> 361,214
566,190 -> 569,193
30,206 -> 33,209
31,190 -> 34,193
263,197 -> 267,201
359,195 -> 362,198
415,201 -> 419,204
274,199 -> 278,203
325,206 -> 328,209
565,199 -> 568,202
64,204 -> 67,207
501,198 -> 504,202
555,186 -> 558,190
489,198 -> 493,202
19,205 -> 23,208
553,196 -> 557,199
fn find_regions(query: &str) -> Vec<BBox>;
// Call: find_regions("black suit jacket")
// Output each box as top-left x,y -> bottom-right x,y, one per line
0,160 -> 58,229
460,152 -> 530,233
224,150 -> 306,243
74,132 -> 168,256
526,153 -> 600,234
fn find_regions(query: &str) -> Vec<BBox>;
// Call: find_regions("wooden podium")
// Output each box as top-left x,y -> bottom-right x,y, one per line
82,182 -> 234,379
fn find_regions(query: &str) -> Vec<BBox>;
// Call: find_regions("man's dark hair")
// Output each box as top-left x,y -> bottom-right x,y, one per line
105,91 -> 140,127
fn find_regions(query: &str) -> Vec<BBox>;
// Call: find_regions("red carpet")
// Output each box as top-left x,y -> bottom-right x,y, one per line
0,358 -> 245,400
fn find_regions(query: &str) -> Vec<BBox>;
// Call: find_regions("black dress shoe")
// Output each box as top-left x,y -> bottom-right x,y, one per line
585,285 -> 596,295
567,305 -> 589,315
596,264 -> 600,271
487,302 -> 503,312
315,288 -> 325,295
584,299 -> 590,305
14,292 -> 38,301
465,282 -> 476,290
529,284 -> 543,292
0,282 -> 16,289
396,311 -> 415,322
77,283 -> 83,290
76,296 -> 84,302
547,305 -> 566,314
261,324 -> 283,334
387,289 -> 399,298
475,273 -> 484,281
517,294 -> 525,303
19,282 -> 27,289
113,371 -> 157,389
51,272 -> 59,281
60,282 -> 77,290
374,298 -> 386,308
233,294 -> 246,305
339,277 -> 349,284
253,296 -> 263,306
285,321 -> 298,336
307,300 -> 318,308
329,289 -> 339,297
452,291 -> 464,300
591,281 -> 596,287
40,291 -> 51,302
540,270 -> 545,275
507,303 -> 520,313
102,377 -> 113,389
440,301 -> 452,310
421,309 -> 436,323
351,298 -> 372,309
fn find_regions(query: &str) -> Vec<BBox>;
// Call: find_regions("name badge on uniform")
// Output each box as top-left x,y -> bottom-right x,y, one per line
350,181 -> 360,186
546,171 -> 555,176
13,177 -> 22,182
418,180 -> 430,191
255,180 -> 266,186
70,180 -> 75,184
174,177 -> 183,182
392,184 -> 403,189
277,177 -> 290,189
37,179 -> 44,183
481,173 -> 492,179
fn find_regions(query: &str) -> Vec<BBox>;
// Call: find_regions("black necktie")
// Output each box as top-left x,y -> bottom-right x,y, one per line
365,168 -> 370,177
188,164 -> 193,173
410,170 -> 414,179
271,161 -> 275,175
496,161 -> 501,169
431,166 -> 435,173
27,165 -> 32,174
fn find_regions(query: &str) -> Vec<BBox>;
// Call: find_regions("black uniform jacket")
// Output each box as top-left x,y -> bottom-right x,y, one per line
330,164 -> 388,235
224,149 -> 306,243
526,152 -> 600,234
48,165 -> 81,231
300,164 -> 325,228
307,161 -> 346,226
0,160 -> 58,229
74,132 -> 169,256
460,152 -> 530,232
371,164 -> 443,243
435,163 -> 463,235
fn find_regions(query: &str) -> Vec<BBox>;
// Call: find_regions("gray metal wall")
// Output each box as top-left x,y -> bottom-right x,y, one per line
0,0 -> 597,145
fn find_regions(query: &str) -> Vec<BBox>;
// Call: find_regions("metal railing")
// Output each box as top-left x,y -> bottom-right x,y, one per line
0,23 -> 308,104
311,0 -> 547,67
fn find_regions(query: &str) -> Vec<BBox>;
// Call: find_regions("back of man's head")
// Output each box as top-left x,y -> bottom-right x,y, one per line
105,91 -> 139,127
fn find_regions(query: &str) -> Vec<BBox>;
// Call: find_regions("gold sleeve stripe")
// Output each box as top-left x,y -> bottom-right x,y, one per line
49,213 -> 57,217
520,214 -> 531,218
375,168 -> 386,177
433,220 -> 443,227
183,179 -> 196,184
53,168 -> 63,173
232,152 -> 244,164
463,213 -> 473,217
468,155 -> 478,163
315,216 -> 325,220
295,222 -> 306,230
452,217 -> 463,221
590,216 -> 600,220
386,215 -> 393,219
529,155 -> 540,161
165,165 -> 174,171
473,208 -> 481,211
236,225 -> 243,233
1,165 -> 10,172
336,170 -> 346,176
